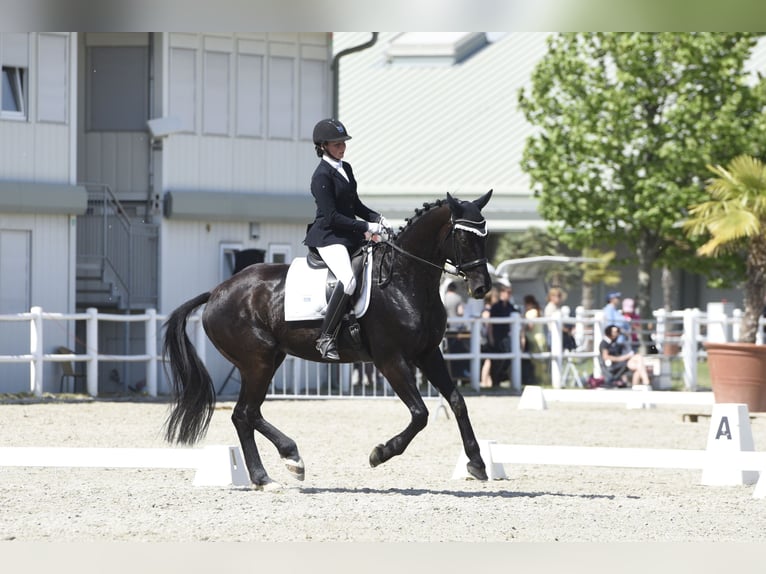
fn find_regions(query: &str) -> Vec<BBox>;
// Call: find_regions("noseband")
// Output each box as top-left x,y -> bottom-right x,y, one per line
381,215 -> 488,280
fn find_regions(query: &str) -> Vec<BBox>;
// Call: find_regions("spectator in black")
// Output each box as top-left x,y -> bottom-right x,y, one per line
599,324 -> 651,387
488,282 -> 519,387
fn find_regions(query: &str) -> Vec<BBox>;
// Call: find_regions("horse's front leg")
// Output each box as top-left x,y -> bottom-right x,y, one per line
368,357 -> 429,468
418,346 -> 487,481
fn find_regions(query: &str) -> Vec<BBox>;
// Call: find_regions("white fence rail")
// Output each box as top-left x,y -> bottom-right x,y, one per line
0,305 -> 763,398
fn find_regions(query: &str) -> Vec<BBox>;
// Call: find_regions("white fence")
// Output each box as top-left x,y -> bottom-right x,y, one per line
0,305 -> 762,398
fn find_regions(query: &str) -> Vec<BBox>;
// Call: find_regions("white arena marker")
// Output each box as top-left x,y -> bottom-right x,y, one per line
452,440 -> 506,480
517,385 -> 547,410
701,403 -> 759,486
193,445 -> 250,487
0,445 -> 251,488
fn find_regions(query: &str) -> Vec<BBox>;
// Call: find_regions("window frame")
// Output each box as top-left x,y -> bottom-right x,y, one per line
1,65 -> 27,120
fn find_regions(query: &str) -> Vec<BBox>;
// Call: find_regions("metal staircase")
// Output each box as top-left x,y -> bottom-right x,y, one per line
76,183 -> 159,310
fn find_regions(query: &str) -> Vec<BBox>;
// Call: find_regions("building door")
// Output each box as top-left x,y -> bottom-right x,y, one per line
0,229 -> 31,392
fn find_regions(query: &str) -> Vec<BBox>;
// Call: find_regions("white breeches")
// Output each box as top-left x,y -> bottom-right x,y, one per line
317,244 -> 357,295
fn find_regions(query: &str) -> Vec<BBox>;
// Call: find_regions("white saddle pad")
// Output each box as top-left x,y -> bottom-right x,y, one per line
284,247 -> 373,321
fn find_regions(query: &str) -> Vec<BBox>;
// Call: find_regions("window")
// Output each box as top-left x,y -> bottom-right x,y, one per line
1,33 -> 28,120
299,59 -> 325,139
220,242 -> 243,281
86,46 -> 148,131
236,52 -> 263,137
267,243 -> 291,264
37,33 -> 69,123
1,66 -> 26,118
268,55 -> 294,138
203,50 -> 230,135
170,48 -> 196,132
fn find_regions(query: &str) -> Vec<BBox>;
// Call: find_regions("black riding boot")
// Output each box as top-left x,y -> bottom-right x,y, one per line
316,282 -> 351,361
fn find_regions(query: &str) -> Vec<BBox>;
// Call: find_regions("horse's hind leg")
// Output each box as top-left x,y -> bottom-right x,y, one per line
418,346 -> 487,481
232,351 -> 304,486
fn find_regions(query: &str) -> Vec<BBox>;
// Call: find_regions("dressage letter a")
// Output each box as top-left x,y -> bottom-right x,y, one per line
715,416 -> 732,440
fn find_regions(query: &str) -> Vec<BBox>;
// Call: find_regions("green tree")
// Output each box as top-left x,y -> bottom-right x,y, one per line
518,33 -> 766,325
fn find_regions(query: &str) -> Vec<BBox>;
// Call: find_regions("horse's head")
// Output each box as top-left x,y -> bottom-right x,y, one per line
446,190 -> 493,299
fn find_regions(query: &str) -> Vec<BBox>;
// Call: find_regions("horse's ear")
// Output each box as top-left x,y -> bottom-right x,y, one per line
446,192 -> 463,216
473,189 -> 493,211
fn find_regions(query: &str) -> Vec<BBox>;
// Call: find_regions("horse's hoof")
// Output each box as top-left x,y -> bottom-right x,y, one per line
369,444 -> 385,467
467,462 -> 488,481
252,477 -> 282,491
283,456 -> 305,481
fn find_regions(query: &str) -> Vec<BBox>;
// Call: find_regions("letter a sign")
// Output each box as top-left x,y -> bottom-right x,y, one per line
701,403 -> 758,486
715,416 -> 732,440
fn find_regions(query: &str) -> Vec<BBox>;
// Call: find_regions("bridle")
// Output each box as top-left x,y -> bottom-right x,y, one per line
379,215 -> 488,281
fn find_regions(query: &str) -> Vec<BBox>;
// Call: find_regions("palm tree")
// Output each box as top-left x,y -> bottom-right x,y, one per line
684,154 -> 766,343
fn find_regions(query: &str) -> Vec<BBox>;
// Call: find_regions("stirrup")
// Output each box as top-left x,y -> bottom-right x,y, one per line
316,334 -> 340,361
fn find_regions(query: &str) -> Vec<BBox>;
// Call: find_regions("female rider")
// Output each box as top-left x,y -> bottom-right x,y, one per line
304,118 -> 390,360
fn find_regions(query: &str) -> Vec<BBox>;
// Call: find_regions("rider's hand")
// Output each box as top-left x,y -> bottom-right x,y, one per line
378,215 -> 393,232
365,222 -> 389,242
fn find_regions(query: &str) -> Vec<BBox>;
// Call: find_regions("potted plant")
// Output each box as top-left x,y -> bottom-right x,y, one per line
684,154 -> 766,411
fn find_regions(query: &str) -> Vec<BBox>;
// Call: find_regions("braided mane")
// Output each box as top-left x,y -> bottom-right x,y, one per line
394,199 -> 448,238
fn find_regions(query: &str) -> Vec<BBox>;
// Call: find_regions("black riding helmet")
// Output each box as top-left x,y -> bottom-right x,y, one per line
312,118 -> 352,146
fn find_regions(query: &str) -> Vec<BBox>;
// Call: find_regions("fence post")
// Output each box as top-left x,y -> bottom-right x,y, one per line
29,306 -> 43,397
732,308 -> 742,342
592,313 -> 604,378
510,313 -> 522,392
549,311 -> 563,389
682,308 -> 699,391
86,307 -> 99,397
146,308 -> 157,397
469,318 -> 481,391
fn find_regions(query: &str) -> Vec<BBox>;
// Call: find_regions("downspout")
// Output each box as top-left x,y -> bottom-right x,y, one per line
331,32 -> 378,118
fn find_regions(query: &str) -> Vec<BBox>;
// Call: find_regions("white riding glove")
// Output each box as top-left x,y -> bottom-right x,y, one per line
378,215 -> 393,232
366,222 -> 389,241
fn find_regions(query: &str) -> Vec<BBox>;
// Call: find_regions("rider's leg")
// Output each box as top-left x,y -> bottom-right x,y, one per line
315,244 -> 357,361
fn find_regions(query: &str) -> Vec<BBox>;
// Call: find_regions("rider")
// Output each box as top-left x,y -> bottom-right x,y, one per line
304,118 -> 391,361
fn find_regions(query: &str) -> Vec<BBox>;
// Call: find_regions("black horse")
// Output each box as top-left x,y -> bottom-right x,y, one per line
163,190 -> 493,487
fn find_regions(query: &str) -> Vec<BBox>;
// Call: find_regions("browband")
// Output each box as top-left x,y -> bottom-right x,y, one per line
453,218 -> 488,237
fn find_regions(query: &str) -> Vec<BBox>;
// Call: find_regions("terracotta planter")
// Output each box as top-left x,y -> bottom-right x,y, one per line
705,342 -> 766,412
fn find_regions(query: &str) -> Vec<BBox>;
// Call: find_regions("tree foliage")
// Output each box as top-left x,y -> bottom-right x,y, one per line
518,33 -> 766,317
684,155 -> 766,342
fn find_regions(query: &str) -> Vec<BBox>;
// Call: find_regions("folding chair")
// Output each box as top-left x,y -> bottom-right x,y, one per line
56,346 -> 86,393
560,351 -> 587,388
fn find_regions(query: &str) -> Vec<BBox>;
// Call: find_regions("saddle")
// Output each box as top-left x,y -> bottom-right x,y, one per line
306,246 -> 367,300
284,246 -> 374,353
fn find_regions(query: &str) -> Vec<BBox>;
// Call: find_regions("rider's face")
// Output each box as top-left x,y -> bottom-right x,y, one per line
324,141 -> 346,160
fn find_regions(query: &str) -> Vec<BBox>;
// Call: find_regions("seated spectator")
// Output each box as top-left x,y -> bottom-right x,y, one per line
599,324 -> 651,387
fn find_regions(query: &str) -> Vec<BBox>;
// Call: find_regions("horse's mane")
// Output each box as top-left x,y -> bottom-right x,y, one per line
395,199 -> 448,238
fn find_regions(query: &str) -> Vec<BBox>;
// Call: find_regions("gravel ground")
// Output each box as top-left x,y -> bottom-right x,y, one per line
1,394 -> 765,543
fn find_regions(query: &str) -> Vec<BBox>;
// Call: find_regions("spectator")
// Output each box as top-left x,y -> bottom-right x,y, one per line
543,287 -> 565,318
603,291 -> 630,343
488,282 -> 519,387
543,286 -> 566,348
443,282 -> 469,380
599,324 -> 651,387
443,282 -> 465,329
480,288 -> 498,388
522,294 -> 548,385
622,297 -> 641,349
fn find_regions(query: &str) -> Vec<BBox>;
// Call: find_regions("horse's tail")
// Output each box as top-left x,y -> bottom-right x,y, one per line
162,291 -> 214,445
